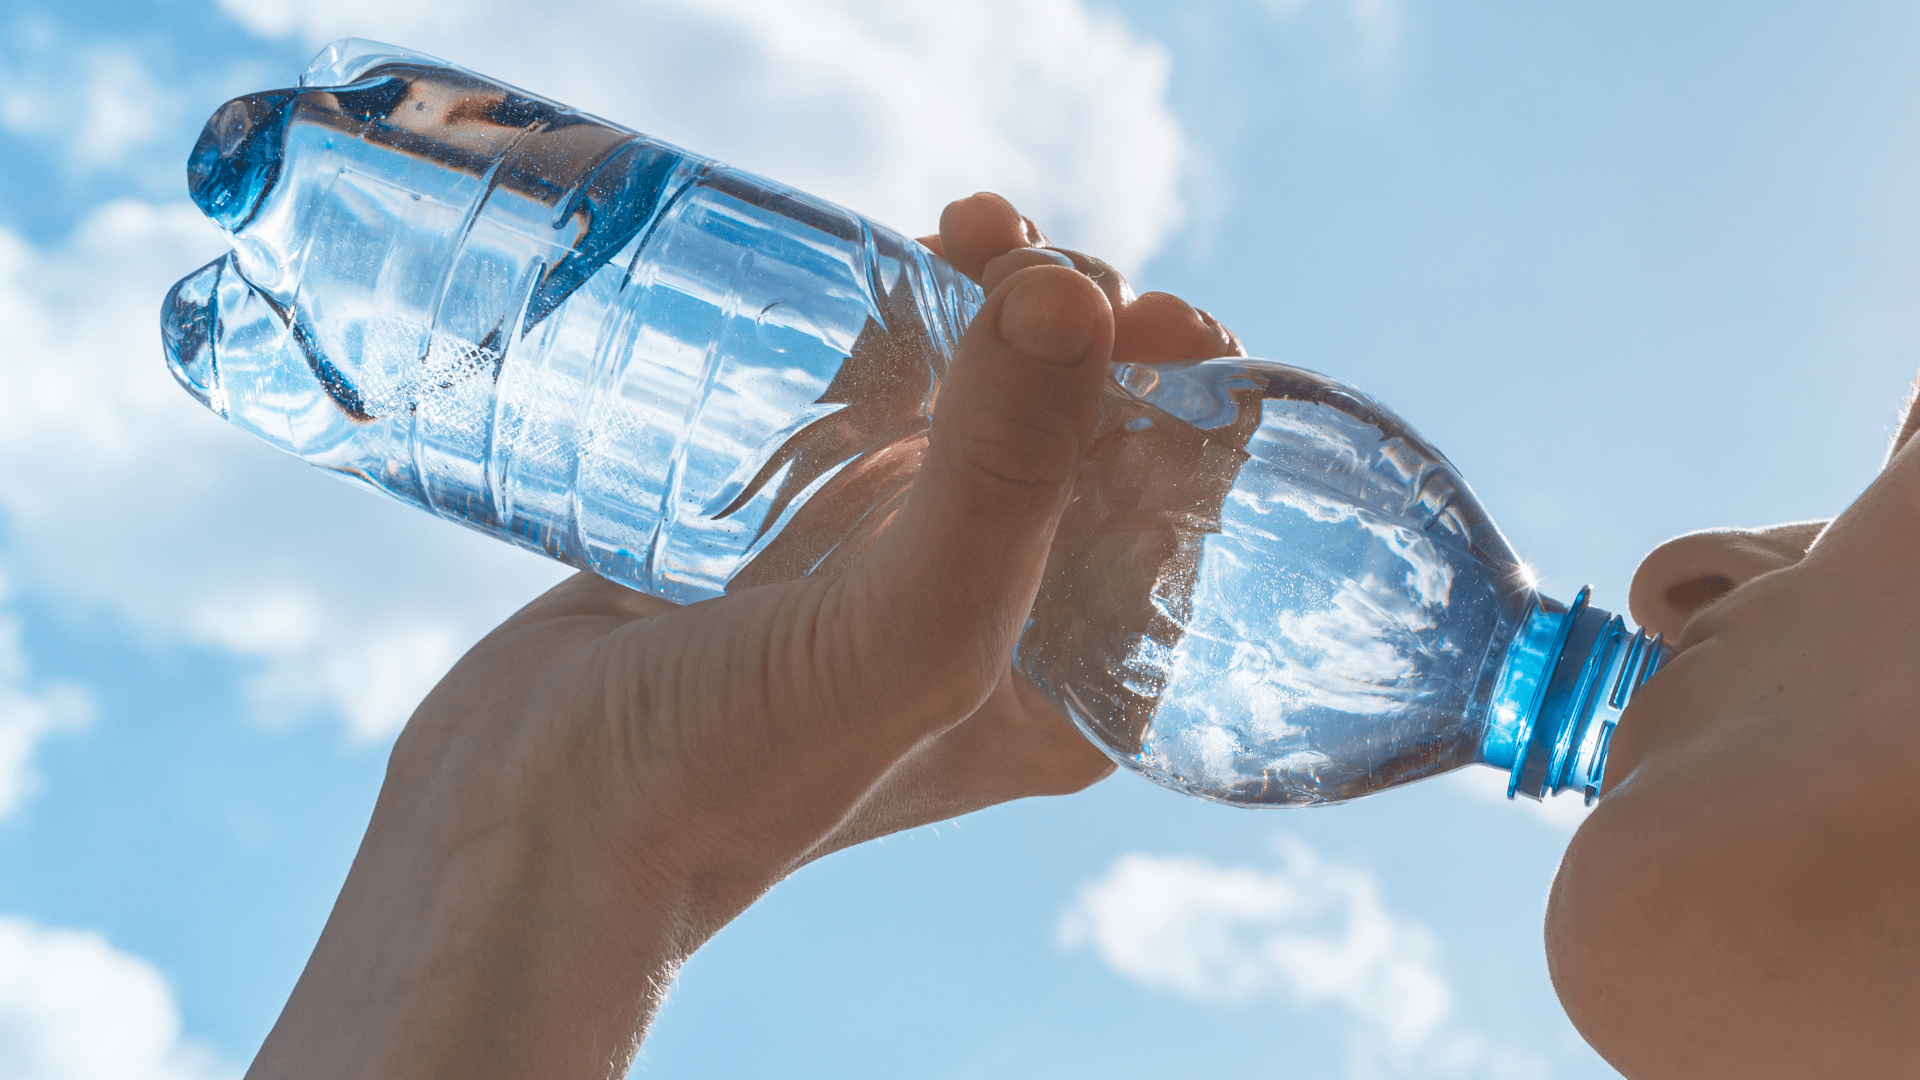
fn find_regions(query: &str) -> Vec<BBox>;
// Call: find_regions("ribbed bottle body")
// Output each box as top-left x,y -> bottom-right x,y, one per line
163,40 -> 979,604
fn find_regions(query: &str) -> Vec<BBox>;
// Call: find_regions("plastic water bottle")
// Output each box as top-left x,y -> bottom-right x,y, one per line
163,39 -> 1666,810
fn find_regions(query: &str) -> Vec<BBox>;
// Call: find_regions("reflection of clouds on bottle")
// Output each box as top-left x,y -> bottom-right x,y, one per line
1018,360 -> 1541,808
1020,361 -> 1269,763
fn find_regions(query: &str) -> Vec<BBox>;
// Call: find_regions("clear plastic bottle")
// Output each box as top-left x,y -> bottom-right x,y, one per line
163,40 -> 1665,809
1024,358 -> 1664,806
164,38 -> 978,604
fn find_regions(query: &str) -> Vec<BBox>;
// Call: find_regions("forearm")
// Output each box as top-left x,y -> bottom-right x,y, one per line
248,801 -> 681,1079
245,656 -> 728,1080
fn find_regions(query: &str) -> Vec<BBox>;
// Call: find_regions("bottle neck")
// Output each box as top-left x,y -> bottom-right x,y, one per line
1479,587 -> 1668,804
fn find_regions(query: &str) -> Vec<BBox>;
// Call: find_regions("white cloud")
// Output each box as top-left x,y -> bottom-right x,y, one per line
0,201 -> 566,744
0,27 -> 178,171
1446,766 -> 1593,833
189,594 -> 461,743
0,0 -> 1187,745
0,916 -> 235,1080
1058,839 -> 1547,1080
0,585 -> 91,820
212,0 -> 1185,275
1267,0 -> 1404,66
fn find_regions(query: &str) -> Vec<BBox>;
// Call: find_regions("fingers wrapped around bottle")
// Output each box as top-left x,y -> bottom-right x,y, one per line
922,191 -> 1244,368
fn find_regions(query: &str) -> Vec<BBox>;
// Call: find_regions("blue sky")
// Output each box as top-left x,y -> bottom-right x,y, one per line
3,1 -> 1917,1077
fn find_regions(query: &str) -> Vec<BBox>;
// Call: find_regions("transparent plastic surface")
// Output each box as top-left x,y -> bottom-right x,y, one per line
164,41 -> 1666,810
164,41 -> 979,604
1016,359 -> 1550,805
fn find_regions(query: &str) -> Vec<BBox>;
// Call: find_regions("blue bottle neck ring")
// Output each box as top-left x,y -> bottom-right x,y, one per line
1479,587 -> 1668,805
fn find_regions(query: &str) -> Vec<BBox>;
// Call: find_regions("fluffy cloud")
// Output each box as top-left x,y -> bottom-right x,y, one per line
0,201 -> 566,744
1058,839 -> 1546,1079
0,917 -> 234,1080
0,24 -> 178,171
187,592 -> 462,744
212,0 -> 1185,275
0,581 -> 91,820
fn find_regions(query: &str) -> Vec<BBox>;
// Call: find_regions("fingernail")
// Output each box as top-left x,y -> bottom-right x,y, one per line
997,271 -> 1098,367
1195,307 -> 1244,355
981,247 -> 1076,293
1194,306 -> 1226,345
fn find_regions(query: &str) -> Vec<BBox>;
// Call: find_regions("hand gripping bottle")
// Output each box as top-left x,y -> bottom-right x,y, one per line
164,39 -> 1666,809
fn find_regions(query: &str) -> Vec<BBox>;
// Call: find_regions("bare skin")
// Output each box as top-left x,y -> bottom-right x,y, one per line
242,193 -> 1241,1080
1546,385 -> 1920,1076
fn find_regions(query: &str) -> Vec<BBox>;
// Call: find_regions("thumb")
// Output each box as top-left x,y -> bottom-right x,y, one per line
853,264 -> 1113,708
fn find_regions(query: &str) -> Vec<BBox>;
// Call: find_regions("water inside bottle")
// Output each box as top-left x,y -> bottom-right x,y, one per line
1020,360 -> 1538,806
165,50 -> 977,603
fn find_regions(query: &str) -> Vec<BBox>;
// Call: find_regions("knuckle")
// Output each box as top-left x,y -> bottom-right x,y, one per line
1049,247 -> 1132,307
951,409 -> 1078,499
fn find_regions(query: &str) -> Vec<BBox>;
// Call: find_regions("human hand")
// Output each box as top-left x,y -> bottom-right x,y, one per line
244,192 -> 1242,1080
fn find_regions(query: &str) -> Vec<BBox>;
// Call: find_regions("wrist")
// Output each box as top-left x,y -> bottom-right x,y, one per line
248,741 -> 710,1080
